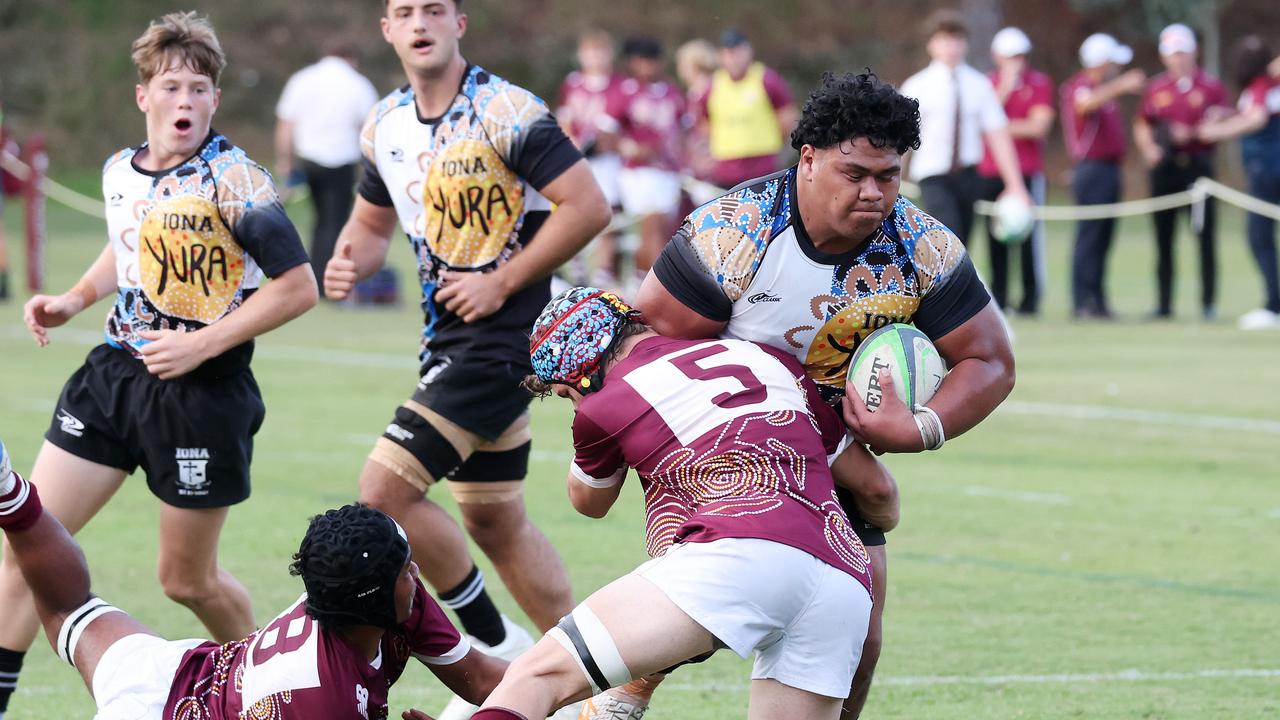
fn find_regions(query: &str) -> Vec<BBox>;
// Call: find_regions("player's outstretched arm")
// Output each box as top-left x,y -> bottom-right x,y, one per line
437,160 -> 610,323
830,443 -> 900,531
566,470 -> 625,519
426,647 -> 509,706
325,197 -> 398,301
138,263 -> 317,380
22,243 -> 118,347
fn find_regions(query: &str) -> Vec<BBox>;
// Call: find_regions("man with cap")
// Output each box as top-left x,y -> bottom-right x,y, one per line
1062,33 -> 1146,319
0,439 -> 507,719
693,29 -> 797,189
901,10 -> 1032,246
1134,23 -> 1228,320
977,27 -> 1055,316
470,287 -> 884,720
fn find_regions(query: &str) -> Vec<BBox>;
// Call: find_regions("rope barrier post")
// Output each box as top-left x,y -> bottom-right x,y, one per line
21,134 -> 47,293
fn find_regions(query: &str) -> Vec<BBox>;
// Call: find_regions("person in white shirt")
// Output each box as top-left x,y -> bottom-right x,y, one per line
901,10 -> 1031,244
275,43 -> 379,287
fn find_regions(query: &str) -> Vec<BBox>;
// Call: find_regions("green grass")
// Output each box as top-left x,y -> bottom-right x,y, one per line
1,193 -> 1278,719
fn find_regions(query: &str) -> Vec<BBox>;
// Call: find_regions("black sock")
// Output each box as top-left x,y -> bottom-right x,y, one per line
0,647 -> 25,716
437,565 -> 506,647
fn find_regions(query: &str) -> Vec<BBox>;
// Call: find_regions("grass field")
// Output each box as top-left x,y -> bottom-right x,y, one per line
1,191 -> 1277,719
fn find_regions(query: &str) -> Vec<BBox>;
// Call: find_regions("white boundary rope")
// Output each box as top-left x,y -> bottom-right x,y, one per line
0,149 -> 105,219
5,147 -> 1279,227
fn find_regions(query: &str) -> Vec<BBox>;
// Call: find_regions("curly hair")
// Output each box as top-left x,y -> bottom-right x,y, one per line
791,71 -> 922,155
290,504 -> 409,630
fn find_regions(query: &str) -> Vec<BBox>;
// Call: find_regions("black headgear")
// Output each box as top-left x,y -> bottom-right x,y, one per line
290,504 -> 411,629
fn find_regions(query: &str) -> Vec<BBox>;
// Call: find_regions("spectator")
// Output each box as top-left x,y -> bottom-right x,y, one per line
557,29 -> 627,287
675,39 -> 718,181
902,10 -> 1031,246
1133,23 -> 1228,320
614,35 -> 685,281
695,29 -> 796,188
1198,36 -> 1280,329
275,41 -> 379,289
1062,33 -> 1145,320
978,27 -> 1055,316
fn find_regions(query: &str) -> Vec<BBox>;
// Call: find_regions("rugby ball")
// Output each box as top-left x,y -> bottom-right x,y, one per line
847,323 -> 946,412
992,194 -> 1034,244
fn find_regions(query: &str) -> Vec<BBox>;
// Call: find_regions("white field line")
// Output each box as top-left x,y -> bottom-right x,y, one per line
963,485 -> 1072,505
14,667 -> 1279,698
8,325 -> 1279,435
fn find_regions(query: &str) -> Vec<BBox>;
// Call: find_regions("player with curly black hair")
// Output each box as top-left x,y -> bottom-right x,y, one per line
630,70 -> 1015,719
0,439 -> 506,720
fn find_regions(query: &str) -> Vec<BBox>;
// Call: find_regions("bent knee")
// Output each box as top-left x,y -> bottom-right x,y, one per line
503,643 -> 588,706
461,502 -> 526,548
158,568 -> 219,607
359,464 -> 424,514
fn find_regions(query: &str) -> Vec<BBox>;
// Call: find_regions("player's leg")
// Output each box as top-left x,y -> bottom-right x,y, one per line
749,679 -> 843,720
0,452 -> 156,691
840,543 -> 886,719
481,573 -> 718,718
155,504 -> 254,642
0,443 -> 124,715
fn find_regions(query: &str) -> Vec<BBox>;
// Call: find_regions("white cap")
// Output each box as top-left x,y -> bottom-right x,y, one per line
991,27 -> 1032,58
1079,33 -> 1133,69
1159,23 -> 1197,56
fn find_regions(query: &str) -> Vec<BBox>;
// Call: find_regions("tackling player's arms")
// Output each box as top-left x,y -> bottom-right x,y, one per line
635,271 -> 728,339
831,442 -> 900,531
427,647 -> 510,706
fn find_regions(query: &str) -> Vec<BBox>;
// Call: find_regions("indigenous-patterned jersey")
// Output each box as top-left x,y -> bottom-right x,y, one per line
651,168 -> 990,403
163,579 -> 468,720
613,77 -> 685,171
101,131 -> 308,378
572,335 -> 872,594
556,71 -> 626,154
358,66 -> 583,360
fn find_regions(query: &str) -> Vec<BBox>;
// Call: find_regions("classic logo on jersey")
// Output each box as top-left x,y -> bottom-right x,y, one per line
138,195 -> 244,323
424,139 -> 522,269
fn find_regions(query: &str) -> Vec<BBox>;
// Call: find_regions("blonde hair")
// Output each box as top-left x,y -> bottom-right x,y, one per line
676,39 -> 718,80
131,11 -> 226,85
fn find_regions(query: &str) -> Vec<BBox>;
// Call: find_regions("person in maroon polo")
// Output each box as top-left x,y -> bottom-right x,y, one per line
978,27 -> 1055,316
1134,23 -> 1228,320
1062,33 -> 1146,319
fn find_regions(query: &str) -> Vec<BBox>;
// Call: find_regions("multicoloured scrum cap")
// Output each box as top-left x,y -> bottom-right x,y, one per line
530,286 -> 640,393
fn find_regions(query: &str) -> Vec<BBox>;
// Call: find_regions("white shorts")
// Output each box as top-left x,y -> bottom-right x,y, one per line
634,538 -> 870,698
91,633 -> 204,720
618,167 -> 682,218
589,153 -> 622,208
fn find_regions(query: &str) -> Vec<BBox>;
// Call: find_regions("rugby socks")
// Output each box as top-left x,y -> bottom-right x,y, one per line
0,472 -> 42,533
472,709 -> 529,720
0,647 -> 23,718
438,565 -> 507,647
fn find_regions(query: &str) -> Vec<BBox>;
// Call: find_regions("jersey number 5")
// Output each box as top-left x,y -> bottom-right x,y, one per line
669,343 -> 766,408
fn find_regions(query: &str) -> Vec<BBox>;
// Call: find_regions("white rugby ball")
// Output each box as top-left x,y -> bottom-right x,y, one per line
992,193 -> 1035,244
847,323 -> 947,411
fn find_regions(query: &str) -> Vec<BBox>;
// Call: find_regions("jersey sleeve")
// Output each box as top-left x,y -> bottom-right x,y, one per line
894,199 -> 990,340
216,162 -> 309,278
356,106 -> 394,208
762,67 -> 794,109
1030,73 -> 1054,110
975,76 -> 1009,131
482,84 -> 583,192
571,409 -> 627,488
651,219 -> 736,322
405,580 -> 470,665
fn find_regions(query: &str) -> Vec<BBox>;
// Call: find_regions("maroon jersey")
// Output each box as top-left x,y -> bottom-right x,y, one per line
571,336 -> 872,595
979,68 -> 1053,176
1060,70 -> 1128,162
614,77 -> 686,171
1139,69 -> 1227,155
556,71 -> 627,152
163,579 -> 467,720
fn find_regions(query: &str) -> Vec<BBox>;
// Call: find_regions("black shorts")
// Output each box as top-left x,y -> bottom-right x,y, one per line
44,344 -> 265,509
837,487 -> 887,547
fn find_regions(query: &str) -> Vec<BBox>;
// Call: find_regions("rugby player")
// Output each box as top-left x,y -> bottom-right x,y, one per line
472,287 -> 883,720
322,1 -> 610,717
4,13 -> 317,716
0,441 -> 506,719
629,71 -> 1016,718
